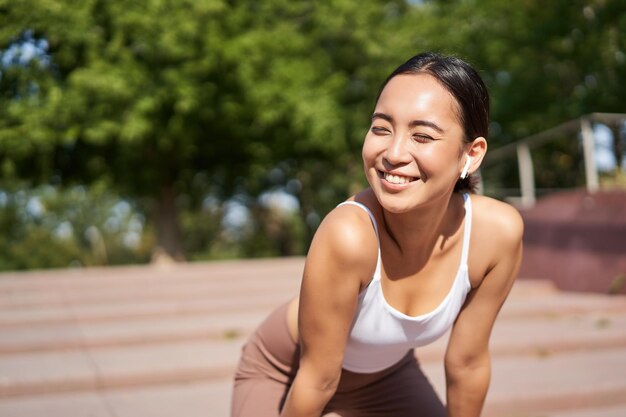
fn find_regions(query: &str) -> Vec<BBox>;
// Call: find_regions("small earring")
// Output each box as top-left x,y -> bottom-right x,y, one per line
460,156 -> 473,179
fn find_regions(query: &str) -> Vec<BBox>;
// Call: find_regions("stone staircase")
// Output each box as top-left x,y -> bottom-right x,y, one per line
0,258 -> 625,417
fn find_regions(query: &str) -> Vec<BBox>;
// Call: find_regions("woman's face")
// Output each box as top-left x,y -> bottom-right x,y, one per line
362,73 -> 467,213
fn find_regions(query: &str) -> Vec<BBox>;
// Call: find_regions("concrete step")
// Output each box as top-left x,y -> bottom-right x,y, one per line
0,377 -> 624,417
0,308 -> 271,354
2,313 -> 625,399
0,338 -> 243,397
0,259 -> 625,417
1,279 -> 623,333
417,347 -> 626,417
0,258 -> 305,293
501,290 -> 626,318
415,310 -> 626,361
0,277 -> 298,310
0,290 -> 292,328
485,346 -> 626,416
0,379 -> 231,417
3,294 -> 625,356
2,310 -> 625,398
0,263 -> 301,308
1,376 -> 624,417
547,404 -> 626,417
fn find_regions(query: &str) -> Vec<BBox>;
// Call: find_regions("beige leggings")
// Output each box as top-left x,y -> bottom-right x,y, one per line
231,302 -> 446,417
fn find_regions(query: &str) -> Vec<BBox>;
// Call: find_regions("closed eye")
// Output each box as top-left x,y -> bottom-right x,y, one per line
371,126 -> 390,135
413,134 -> 434,143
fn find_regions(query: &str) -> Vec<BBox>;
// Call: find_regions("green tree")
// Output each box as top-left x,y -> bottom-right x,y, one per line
0,181 -> 152,270
0,0 -> 415,262
6,0 -> 622,268
415,0 -> 626,191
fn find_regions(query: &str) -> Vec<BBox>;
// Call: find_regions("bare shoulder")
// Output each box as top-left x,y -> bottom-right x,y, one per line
468,194 -> 524,279
306,200 -> 379,286
470,194 -> 524,245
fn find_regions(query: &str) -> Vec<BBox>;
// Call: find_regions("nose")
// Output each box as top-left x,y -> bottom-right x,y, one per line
384,134 -> 411,166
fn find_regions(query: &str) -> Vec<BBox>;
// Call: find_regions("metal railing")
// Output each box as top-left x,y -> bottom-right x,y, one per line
481,113 -> 626,208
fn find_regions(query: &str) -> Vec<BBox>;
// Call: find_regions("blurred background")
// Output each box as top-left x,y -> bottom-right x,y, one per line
1,0 -> 624,274
1,1 -> 626,416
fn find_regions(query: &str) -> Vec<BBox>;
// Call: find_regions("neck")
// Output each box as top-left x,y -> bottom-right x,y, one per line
380,191 -> 463,268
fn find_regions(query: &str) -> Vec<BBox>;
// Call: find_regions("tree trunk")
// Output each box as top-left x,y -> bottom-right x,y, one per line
152,184 -> 186,264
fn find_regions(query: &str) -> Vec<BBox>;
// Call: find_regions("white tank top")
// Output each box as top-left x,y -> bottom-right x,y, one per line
337,193 -> 473,373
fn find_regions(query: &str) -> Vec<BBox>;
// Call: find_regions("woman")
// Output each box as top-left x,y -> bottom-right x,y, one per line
231,52 -> 523,417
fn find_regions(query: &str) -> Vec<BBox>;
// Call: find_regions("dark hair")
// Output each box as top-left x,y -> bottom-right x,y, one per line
378,52 -> 490,192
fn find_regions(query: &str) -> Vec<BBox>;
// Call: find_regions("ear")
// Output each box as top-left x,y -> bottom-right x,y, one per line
462,137 -> 487,177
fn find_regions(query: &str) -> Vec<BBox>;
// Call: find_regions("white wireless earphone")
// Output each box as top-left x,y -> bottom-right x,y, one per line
460,156 -> 473,179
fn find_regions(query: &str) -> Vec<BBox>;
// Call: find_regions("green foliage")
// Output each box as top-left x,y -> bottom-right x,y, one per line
413,0 -> 626,143
0,0 -> 625,268
1,0 -> 414,262
0,182 -> 152,270
239,204 -> 307,258
412,0 -> 626,193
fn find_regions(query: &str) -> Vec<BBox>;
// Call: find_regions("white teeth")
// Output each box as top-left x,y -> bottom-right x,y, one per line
384,173 -> 413,184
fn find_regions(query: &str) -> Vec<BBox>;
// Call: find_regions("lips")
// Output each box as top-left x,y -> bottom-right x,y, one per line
379,170 -> 418,185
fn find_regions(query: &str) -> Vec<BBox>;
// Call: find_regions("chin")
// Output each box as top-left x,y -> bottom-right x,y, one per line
374,186 -> 452,214
375,193 -> 419,214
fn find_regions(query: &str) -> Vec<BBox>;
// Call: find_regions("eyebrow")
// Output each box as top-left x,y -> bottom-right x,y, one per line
371,112 -> 445,134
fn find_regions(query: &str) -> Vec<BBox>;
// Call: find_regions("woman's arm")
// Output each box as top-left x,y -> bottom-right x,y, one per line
280,205 -> 378,417
445,201 -> 524,417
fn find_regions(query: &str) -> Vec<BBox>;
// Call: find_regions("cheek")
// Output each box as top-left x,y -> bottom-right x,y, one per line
361,135 -> 377,164
416,145 -> 461,176
415,147 -> 441,168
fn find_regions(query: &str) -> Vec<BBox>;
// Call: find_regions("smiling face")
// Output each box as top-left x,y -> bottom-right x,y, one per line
362,73 -> 467,213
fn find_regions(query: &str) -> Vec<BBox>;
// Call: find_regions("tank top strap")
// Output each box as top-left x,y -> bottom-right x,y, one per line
460,193 -> 473,267
336,201 -> 382,280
